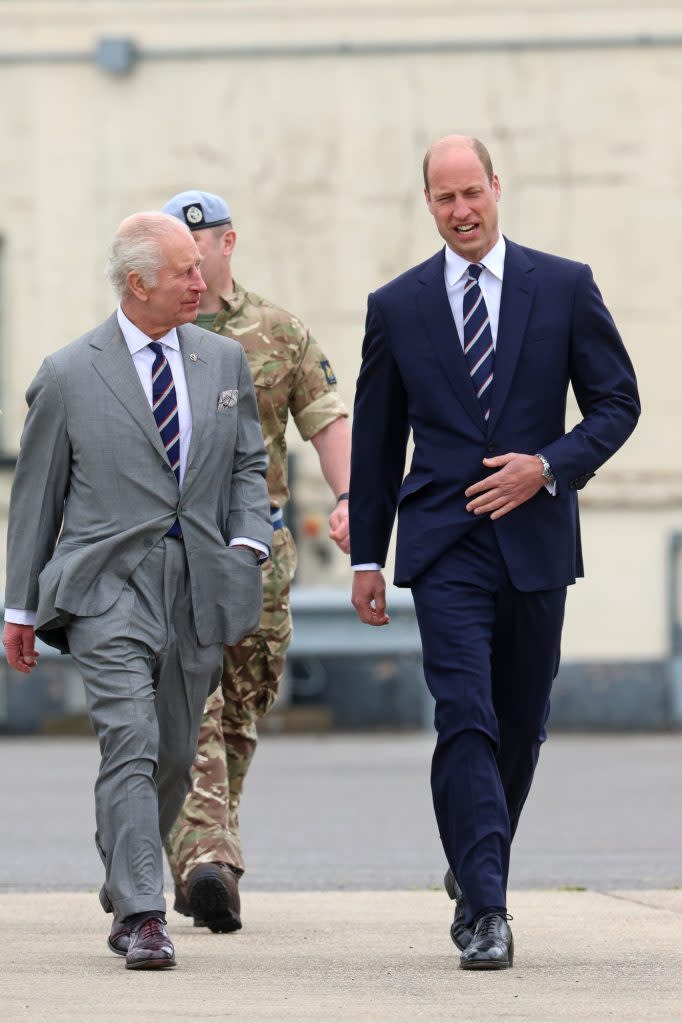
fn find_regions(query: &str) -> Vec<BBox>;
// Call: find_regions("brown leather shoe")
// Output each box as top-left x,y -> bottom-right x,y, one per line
99,884 -> 113,914
186,863 -> 242,933
107,916 -> 130,956
125,916 -> 176,970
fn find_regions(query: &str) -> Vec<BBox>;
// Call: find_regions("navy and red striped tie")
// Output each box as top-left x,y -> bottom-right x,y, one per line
462,263 -> 495,422
149,341 -> 182,538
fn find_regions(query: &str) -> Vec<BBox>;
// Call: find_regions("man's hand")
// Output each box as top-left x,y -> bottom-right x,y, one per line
465,453 -> 545,520
352,569 -> 390,626
2,623 -> 40,674
329,499 -> 350,554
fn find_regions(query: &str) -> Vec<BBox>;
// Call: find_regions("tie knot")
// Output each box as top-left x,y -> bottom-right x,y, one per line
148,341 -> 163,358
467,263 -> 484,282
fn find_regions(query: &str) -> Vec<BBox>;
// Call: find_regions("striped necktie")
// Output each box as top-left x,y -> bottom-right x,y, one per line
462,263 -> 495,422
149,341 -> 182,538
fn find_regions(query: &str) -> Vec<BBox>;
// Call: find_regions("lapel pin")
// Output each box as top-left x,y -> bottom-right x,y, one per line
189,353 -> 198,362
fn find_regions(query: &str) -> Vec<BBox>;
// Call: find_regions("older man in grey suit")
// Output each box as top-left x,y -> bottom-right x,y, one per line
2,212 -> 272,970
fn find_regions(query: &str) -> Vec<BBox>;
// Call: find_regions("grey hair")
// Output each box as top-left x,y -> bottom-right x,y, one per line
106,212 -> 191,298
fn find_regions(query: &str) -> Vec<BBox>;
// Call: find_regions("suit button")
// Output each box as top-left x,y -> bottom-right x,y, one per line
143,538 -> 153,548
487,443 -> 495,452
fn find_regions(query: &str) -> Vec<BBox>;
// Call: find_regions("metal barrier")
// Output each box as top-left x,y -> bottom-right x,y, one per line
2,548 -> 680,731
0,589 -> 430,733
0,634 -> 85,733
286,586 -> 430,730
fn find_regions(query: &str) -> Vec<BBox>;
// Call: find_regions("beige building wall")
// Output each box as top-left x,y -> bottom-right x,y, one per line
0,0 -> 680,661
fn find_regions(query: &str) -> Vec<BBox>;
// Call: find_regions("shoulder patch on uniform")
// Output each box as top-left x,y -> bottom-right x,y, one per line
320,359 -> 337,385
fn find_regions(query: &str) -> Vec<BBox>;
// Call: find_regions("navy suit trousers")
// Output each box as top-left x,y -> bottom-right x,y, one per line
410,519 -> 566,923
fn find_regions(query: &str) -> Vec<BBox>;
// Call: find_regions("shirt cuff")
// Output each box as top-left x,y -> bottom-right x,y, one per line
4,608 -> 37,626
351,563 -> 382,571
545,481 -> 557,496
230,538 -> 270,562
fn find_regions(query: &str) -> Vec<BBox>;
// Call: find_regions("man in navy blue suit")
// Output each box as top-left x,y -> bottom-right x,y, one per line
349,135 -> 640,970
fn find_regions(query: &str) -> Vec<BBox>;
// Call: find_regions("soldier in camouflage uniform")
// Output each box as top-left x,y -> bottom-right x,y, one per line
162,190 -> 351,931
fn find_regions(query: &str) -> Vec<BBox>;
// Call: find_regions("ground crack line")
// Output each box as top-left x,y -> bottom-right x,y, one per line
600,891 -> 682,915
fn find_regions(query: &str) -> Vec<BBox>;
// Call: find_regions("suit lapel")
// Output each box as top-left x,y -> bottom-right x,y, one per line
178,325 -> 213,476
416,250 -> 487,433
90,315 -> 169,466
487,239 -> 536,435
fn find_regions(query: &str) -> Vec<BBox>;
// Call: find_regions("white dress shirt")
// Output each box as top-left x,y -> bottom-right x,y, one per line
5,308 -> 266,625
117,307 -> 193,486
352,234 -> 552,572
116,308 -> 268,558
444,234 -> 505,349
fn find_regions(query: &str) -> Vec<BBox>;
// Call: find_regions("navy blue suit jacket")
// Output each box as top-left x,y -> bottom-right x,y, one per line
349,238 -> 640,591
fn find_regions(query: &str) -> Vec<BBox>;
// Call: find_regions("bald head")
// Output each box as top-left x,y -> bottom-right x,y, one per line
423,135 -> 501,262
107,212 -> 192,299
423,135 -> 494,192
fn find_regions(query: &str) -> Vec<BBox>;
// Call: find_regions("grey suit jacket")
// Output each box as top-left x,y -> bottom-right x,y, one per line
5,313 -> 272,652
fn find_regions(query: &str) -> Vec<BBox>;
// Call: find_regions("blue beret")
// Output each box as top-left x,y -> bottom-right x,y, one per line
162,190 -> 232,231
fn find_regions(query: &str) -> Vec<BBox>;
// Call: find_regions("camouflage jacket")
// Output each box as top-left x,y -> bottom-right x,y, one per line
198,280 -> 348,508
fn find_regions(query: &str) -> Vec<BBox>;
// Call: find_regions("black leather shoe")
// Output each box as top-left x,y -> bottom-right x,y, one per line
173,883 -> 208,928
444,869 -> 474,951
107,916 -> 130,956
459,912 -> 513,970
173,885 -> 192,917
125,916 -> 176,970
187,863 -> 242,933
443,868 -> 460,902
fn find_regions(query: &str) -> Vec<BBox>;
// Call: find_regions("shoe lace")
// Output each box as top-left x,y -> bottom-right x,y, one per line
477,912 -> 513,938
137,917 -> 164,942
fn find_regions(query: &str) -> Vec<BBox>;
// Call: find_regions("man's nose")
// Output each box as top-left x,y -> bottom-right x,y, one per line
451,196 -> 471,219
192,268 -> 207,292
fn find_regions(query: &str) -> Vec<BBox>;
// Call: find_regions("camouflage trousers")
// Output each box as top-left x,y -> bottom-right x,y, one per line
165,526 -> 296,886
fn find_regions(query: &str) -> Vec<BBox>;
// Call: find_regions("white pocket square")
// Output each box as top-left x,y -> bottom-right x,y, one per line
217,389 -> 238,410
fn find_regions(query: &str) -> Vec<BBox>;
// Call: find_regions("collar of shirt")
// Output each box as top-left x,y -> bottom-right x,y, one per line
220,278 -> 248,317
444,233 -> 506,288
116,306 -> 180,355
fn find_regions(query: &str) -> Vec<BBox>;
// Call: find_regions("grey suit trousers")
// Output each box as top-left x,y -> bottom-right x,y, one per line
67,538 -> 223,920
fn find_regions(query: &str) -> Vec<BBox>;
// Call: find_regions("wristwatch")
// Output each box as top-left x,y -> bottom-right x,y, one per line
535,453 -> 555,485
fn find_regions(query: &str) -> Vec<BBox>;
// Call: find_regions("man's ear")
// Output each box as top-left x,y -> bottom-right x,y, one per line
223,229 -> 237,258
127,271 -> 150,302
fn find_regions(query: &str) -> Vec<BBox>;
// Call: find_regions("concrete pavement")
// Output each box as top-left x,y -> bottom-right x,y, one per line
2,734 -> 681,1020
1,889 -> 681,1022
